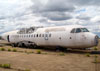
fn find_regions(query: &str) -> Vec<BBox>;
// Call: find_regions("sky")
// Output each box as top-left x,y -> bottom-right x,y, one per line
0,0 -> 100,36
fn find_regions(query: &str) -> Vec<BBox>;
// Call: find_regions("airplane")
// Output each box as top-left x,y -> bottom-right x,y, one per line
1,25 -> 99,50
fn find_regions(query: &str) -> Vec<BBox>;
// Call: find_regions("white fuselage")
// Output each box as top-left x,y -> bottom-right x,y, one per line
1,25 -> 99,48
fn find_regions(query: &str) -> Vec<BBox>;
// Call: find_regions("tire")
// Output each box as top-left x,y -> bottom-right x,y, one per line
11,43 -> 16,47
56,46 -> 66,52
33,44 -> 37,49
18,42 -> 23,47
22,43 -> 25,47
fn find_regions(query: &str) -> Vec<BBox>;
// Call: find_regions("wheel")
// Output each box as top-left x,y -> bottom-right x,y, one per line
28,44 -> 33,48
22,43 -> 25,47
60,48 -> 67,52
33,44 -> 37,49
11,43 -> 16,47
56,46 -> 67,52
56,46 -> 61,52
18,42 -> 23,47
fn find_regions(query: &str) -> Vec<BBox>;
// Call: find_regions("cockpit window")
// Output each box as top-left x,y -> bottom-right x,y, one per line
71,28 -> 76,33
81,28 -> 89,32
76,28 -> 81,33
71,28 -> 89,33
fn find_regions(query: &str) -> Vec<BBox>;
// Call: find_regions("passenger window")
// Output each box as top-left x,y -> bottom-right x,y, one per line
71,29 -> 76,33
42,34 -> 44,37
29,35 -> 30,37
45,34 -> 48,37
31,35 -> 33,37
27,35 -> 28,37
76,28 -> 81,33
34,34 -> 35,37
49,34 -> 51,37
37,34 -> 38,37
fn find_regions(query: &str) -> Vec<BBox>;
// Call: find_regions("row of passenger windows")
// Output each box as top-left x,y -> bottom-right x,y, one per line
12,34 -> 51,38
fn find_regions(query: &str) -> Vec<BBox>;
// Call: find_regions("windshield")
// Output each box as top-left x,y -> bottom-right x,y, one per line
81,28 -> 89,32
76,28 -> 81,33
71,28 -> 89,33
71,28 -> 76,33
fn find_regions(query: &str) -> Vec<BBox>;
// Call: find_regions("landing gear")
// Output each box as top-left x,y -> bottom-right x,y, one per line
11,42 -> 38,49
33,44 -> 37,49
18,42 -> 23,47
11,43 -> 17,47
56,46 -> 67,52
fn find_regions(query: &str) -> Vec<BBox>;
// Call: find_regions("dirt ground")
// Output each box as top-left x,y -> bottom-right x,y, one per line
0,40 -> 100,71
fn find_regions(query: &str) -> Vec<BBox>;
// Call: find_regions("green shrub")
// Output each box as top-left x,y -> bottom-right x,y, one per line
0,48 -> 5,51
8,48 -> 11,52
13,49 -> 17,52
94,47 -> 98,50
0,64 -> 11,69
86,53 -> 90,57
59,52 -> 65,56
24,69 -> 31,71
36,50 -> 41,54
2,64 -> 11,69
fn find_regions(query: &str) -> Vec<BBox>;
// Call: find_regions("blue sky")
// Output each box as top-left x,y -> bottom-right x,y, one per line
0,0 -> 100,36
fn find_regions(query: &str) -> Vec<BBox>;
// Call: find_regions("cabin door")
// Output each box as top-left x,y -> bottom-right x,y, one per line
70,33 -> 76,46
7,35 -> 10,42
44,32 -> 49,45
44,32 -> 49,40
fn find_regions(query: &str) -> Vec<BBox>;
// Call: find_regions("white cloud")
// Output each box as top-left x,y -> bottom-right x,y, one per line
0,0 -> 100,36
91,16 -> 100,22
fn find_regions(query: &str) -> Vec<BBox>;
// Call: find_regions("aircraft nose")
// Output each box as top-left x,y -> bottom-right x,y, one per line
0,36 -> 3,40
94,35 -> 99,46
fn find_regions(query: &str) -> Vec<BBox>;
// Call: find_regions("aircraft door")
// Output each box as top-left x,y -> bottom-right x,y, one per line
44,32 -> 50,45
70,28 -> 76,46
44,32 -> 49,40
7,35 -> 10,42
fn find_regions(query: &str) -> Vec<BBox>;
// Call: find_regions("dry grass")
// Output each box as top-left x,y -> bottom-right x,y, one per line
0,40 -> 100,71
